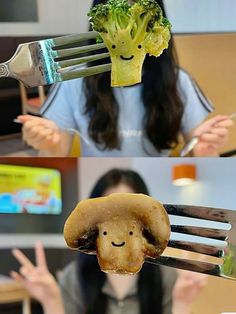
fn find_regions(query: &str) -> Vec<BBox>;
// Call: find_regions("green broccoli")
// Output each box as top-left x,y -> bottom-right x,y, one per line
88,0 -> 171,87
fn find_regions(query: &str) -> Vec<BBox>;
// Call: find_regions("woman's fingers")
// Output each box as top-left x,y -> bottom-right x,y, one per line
35,241 -> 48,269
194,115 -> 233,137
30,129 -> 55,143
209,127 -> 228,137
200,133 -> 220,143
29,131 -> 60,150
192,115 -> 234,156
194,115 -> 227,136
215,118 -> 234,128
26,124 -> 53,138
19,266 -> 35,280
25,126 -> 54,143
200,133 -> 228,145
12,249 -> 34,270
22,120 -> 48,143
23,120 -> 57,136
10,270 -> 25,283
21,117 -> 61,150
50,132 -> 61,144
17,115 -> 42,123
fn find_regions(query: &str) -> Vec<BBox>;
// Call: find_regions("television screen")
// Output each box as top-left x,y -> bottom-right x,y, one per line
0,164 -> 62,215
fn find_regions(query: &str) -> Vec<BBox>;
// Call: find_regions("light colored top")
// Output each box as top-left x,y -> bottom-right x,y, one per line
58,261 -> 178,314
41,69 -> 213,157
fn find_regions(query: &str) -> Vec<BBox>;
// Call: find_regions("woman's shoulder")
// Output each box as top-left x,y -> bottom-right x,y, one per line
177,67 -> 214,113
58,260 -> 78,288
177,67 -> 195,88
59,261 -> 85,312
58,77 -> 84,93
160,265 -> 178,289
48,78 -> 84,99
40,78 -> 85,115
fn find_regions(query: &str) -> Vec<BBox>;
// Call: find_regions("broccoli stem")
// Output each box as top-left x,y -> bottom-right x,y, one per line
110,54 -> 146,87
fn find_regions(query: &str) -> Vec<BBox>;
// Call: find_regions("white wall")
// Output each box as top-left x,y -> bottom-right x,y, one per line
79,158 -> 132,200
164,0 -> 236,33
0,0 -> 92,36
0,0 -> 235,36
79,158 -> 236,210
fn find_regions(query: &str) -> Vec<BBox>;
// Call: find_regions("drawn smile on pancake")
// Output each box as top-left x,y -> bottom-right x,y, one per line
112,241 -> 125,247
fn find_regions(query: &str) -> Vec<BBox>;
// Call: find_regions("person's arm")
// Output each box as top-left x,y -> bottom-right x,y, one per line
17,115 -> 73,157
42,292 -> 65,314
184,115 -> 234,157
172,269 -> 208,314
178,71 -> 233,156
19,79 -> 83,156
11,241 -> 65,314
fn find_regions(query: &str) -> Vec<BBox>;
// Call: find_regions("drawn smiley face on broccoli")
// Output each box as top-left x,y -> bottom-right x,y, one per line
64,193 -> 170,274
88,0 -> 171,87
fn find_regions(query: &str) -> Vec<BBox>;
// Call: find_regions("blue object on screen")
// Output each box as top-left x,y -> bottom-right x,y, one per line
0,164 -> 62,215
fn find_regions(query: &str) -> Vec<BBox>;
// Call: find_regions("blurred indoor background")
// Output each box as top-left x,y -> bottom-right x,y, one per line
0,157 -> 236,313
0,0 -> 235,156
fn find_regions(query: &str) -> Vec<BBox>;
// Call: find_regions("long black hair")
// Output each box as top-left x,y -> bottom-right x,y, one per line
77,169 -> 163,314
83,0 -> 184,153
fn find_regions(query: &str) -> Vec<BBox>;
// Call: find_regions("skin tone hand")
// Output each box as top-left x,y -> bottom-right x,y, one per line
172,269 -> 208,314
11,241 -> 65,314
188,115 -> 234,157
17,115 -> 72,157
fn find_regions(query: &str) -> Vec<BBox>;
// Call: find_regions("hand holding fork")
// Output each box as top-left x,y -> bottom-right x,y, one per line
181,113 -> 236,157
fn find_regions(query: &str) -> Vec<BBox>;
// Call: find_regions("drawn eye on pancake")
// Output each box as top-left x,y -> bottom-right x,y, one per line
64,193 -> 170,274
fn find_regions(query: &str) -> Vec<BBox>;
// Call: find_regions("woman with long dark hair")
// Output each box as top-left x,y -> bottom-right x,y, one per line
17,0 -> 233,157
11,169 -> 207,314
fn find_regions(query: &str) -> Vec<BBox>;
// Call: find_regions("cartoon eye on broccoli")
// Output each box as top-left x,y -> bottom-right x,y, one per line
88,0 -> 171,87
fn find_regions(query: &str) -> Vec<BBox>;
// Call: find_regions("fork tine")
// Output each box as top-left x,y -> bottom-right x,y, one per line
54,43 -> 107,61
168,239 -> 224,257
171,225 -> 228,241
52,31 -> 99,49
146,256 -> 221,277
58,52 -> 110,70
164,204 -> 229,223
60,63 -> 111,81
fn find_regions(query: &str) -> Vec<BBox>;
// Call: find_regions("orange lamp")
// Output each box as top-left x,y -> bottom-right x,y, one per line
172,164 -> 197,186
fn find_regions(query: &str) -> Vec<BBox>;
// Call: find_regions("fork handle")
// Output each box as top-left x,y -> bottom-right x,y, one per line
146,256 -> 220,277
0,63 -> 10,78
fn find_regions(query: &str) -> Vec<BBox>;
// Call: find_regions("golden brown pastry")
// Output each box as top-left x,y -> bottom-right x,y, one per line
64,193 -> 170,274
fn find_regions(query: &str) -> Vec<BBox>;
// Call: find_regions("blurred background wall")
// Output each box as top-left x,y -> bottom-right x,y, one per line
0,0 -> 235,152
79,158 -> 236,210
0,0 -> 236,35
0,158 -> 236,313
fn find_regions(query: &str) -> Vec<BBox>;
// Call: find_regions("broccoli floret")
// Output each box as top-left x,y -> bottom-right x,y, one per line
88,0 -> 171,87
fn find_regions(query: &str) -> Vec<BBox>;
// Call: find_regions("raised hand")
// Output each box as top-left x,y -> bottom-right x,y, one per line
11,241 -> 64,314
172,269 -> 208,311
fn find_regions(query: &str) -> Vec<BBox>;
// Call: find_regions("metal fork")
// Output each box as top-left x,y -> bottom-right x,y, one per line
146,204 -> 236,280
0,31 -> 111,87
